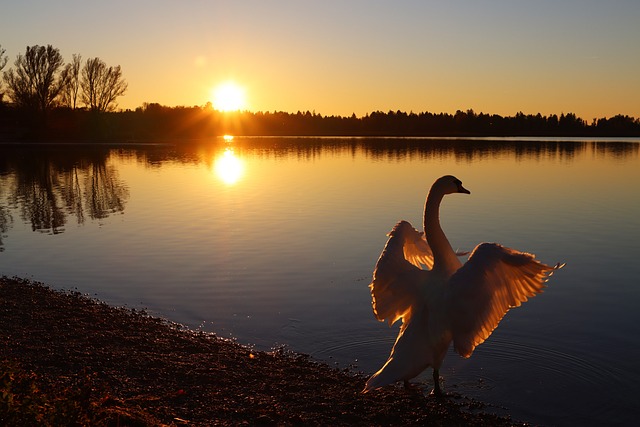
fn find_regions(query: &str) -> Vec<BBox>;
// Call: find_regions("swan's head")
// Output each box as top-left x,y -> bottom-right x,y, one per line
434,175 -> 471,195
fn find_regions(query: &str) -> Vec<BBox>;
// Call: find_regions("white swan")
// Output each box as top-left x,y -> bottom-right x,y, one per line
363,175 -> 562,396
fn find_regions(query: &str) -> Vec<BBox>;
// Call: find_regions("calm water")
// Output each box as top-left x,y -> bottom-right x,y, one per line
1,137 -> 639,426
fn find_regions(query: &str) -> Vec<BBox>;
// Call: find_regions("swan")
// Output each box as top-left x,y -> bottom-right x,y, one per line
363,175 -> 562,396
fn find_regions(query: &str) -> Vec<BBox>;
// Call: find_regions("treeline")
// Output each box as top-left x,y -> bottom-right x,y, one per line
2,104 -> 639,141
222,109 -> 640,137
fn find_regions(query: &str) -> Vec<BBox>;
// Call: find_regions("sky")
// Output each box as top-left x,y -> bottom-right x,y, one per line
2,0 -> 639,119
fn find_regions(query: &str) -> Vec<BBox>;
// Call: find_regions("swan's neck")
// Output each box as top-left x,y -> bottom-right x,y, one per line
424,190 -> 461,274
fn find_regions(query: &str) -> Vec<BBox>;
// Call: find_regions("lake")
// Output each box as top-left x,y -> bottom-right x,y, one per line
1,137 -> 639,426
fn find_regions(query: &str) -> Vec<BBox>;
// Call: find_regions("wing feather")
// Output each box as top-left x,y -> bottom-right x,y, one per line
402,228 -> 434,270
369,221 -> 428,326
446,242 -> 563,358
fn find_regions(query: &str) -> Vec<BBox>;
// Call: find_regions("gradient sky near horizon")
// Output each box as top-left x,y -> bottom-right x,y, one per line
2,0 -> 639,119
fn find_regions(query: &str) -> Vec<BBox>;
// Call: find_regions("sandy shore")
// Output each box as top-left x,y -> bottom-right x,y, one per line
1,276 -> 527,426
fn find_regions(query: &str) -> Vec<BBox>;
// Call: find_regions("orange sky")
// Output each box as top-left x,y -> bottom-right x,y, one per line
3,1 -> 640,119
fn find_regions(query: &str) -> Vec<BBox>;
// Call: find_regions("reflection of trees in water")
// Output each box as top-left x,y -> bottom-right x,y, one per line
86,163 -> 127,219
593,141 -> 640,160
196,137 -> 639,163
0,169 -> 13,250
16,176 -> 66,233
103,138 -> 639,167
60,166 -> 85,224
356,138 -> 636,162
0,205 -> 12,252
0,147 -> 129,246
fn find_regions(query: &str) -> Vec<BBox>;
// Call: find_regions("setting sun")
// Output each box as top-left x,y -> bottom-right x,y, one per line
211,82 -> 246,112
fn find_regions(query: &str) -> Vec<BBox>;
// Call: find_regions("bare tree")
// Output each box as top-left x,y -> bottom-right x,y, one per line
0,44 -> 7,102
80,57 -> 127,112
2,45 -> 65,115
0,45 -> 7,71
59,53 -> 82,109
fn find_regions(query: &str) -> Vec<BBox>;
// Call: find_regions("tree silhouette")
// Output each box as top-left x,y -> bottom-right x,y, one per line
0,45 -> 7,70
2,45 -> 65,123
59,54 -> 82,109
0,44 -> 7,103
80,57 -> 128,112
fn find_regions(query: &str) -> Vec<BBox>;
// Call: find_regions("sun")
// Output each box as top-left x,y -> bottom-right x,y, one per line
211,81 -> 246,112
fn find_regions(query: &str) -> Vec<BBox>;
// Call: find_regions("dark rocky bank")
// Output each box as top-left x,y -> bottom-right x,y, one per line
1,276 -> 529,426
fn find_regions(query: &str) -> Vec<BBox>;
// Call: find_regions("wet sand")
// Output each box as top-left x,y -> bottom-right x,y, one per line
1,276 -> 527,426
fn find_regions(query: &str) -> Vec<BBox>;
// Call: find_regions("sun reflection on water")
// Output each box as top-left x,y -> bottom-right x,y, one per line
214,147 -> 244,185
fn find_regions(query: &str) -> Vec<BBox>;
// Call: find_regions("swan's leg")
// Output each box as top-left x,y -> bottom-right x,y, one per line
403,380 -> 421,391
432,368 -> 443,397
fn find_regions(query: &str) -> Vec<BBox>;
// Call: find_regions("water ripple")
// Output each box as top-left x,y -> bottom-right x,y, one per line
308,330 -> 626,393
474,335 -> 625,387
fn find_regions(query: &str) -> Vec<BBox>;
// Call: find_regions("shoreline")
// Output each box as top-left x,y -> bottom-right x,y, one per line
1,276 -> 527,426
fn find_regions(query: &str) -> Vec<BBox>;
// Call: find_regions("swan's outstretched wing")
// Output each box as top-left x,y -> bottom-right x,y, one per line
402,225 -> 434,270
446,243 -> 562,358
369,221 -> 427,326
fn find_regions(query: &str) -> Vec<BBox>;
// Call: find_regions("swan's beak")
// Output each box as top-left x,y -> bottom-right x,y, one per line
458,184 -> 470,194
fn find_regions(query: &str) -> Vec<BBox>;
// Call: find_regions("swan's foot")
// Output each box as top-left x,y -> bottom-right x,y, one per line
428,387 -> 445,398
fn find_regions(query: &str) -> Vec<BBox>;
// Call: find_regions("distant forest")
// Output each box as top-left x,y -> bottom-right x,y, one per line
2,104 -> 639,141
